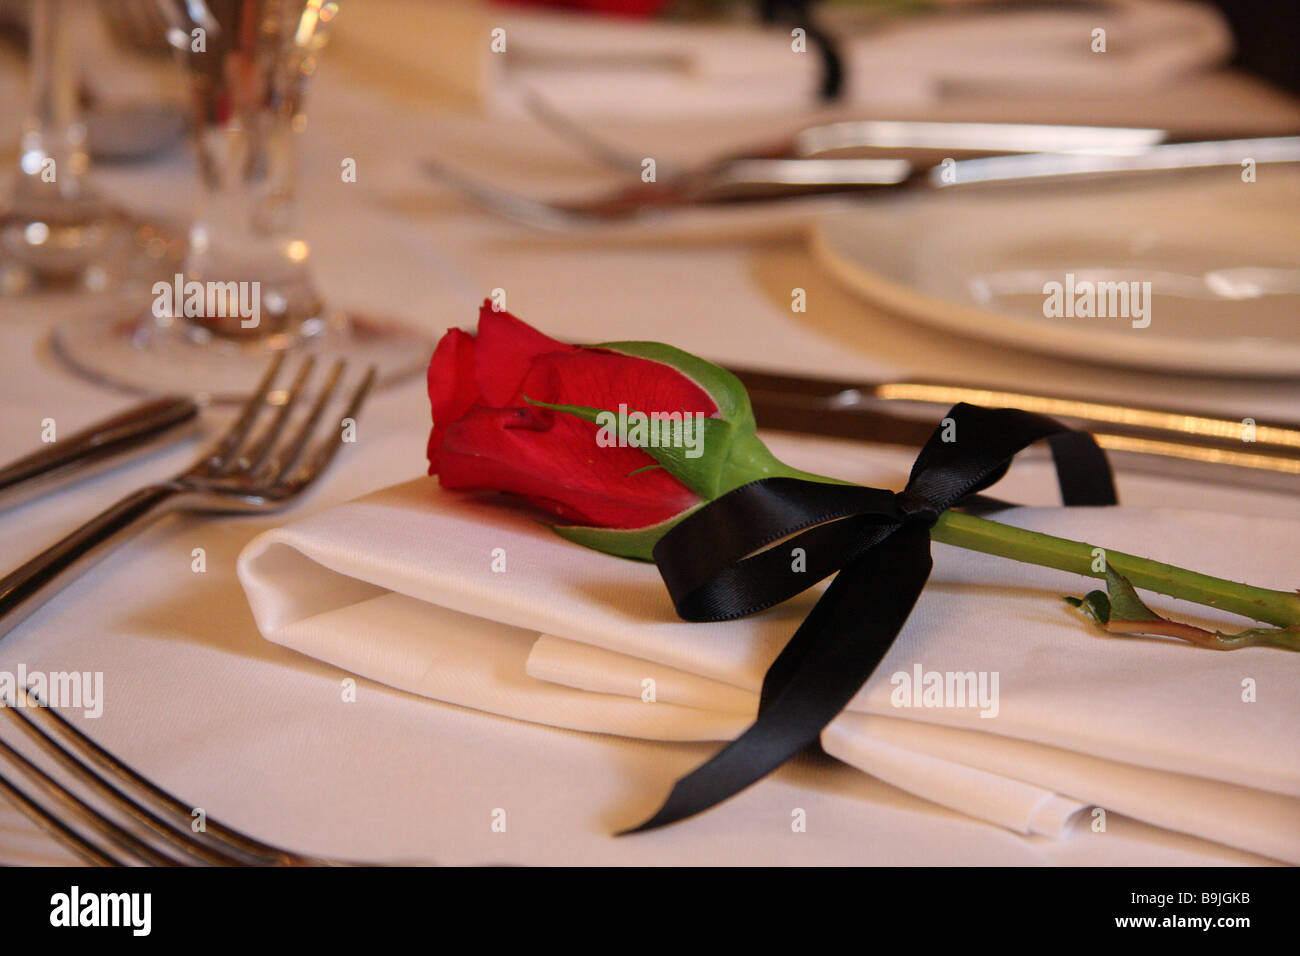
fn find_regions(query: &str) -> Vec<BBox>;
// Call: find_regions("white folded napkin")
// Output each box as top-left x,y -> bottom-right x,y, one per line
524,634 -> 1088,836
238,476 -> 1300,861
334,0 -> 1231,117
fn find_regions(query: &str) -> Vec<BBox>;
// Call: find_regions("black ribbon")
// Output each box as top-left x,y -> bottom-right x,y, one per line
624,402 -> 1116,833
759,0 -> 844,102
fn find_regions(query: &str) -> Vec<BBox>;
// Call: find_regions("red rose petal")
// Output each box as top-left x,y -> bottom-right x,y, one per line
438,404 -> 700,528
474,300 -> 576,406
426,328 -> 481,474
517,349 -> 718,418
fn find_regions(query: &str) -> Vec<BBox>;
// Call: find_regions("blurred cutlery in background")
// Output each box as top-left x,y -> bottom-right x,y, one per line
421,153 -> 912,229
522,92 -> 1171,177
423,135 -> 1300,229
938,135 -> 1300,185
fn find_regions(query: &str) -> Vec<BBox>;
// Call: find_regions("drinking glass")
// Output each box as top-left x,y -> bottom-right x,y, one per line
52,0 -> 430,401
0,0 -> 182,294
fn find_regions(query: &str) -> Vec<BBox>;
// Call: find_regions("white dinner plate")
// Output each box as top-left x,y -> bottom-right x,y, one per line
811,166 -> 1300,377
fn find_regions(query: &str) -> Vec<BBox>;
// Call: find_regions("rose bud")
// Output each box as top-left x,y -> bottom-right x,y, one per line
489,0 -> 670,19
426,301 -> 801,559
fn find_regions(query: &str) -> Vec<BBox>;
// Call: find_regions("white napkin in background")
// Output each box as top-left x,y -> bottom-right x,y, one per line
238,468 -> 1300,862
334,0 -> 1231,117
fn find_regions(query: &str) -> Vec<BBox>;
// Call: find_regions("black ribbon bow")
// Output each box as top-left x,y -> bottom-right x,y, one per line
625,402 -> 1116,833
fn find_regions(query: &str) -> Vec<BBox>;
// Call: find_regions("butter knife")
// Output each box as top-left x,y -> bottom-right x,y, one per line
731,367 -> 1300,494
0,397 -> 199,510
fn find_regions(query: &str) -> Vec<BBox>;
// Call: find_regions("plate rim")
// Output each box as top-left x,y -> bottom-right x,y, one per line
810,207 -> 1300,379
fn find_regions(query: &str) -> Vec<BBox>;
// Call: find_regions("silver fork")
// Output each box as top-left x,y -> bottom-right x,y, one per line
518,89 -> 1175,178
0,685 -> 414,865
424,133 -> 1300,229
0,355 -> 374,640
421,153 -> 912,229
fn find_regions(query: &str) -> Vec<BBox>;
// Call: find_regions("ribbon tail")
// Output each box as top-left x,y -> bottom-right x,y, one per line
1047,430 -> 1117,506
620,523 -> 934,835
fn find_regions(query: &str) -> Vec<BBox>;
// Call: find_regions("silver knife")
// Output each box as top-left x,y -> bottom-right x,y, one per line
708,135 -> 1300,193
936,135 -> 1300,186
425,134 -> 1300,227
792,120 -> 1169,157
0,397 -> 200,510
731,368 -> 1300,495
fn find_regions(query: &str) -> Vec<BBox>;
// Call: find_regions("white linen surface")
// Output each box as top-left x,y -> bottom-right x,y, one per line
237,473 -> 1300,862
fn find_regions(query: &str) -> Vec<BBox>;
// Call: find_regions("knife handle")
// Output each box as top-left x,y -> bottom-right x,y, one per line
0,397 -> 199,510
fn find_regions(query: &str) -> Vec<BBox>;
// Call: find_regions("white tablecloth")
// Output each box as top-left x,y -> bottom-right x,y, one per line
1,3 -> 1298,865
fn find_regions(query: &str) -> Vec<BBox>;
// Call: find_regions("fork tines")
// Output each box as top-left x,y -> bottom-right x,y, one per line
0,686 -> 316,866
196,355 -> 376,496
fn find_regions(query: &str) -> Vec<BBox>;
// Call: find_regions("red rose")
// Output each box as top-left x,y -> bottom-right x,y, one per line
427,302 -> 718,529
490,0 -> 670,19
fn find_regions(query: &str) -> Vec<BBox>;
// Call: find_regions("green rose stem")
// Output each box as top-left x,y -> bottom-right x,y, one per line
930,511 -> 1300,629
769,459 -> 1300,629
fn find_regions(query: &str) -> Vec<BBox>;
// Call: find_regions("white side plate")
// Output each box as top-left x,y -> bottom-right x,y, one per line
811,167 -> 1300,377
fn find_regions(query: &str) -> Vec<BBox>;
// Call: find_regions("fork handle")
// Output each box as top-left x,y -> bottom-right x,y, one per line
0,484 -> 180,640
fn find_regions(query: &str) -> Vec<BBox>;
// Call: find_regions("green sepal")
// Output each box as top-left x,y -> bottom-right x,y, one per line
594,340 -> 754,426
524,396 -> 734,499
549,507 -> 699,562
591,341 -> 849,491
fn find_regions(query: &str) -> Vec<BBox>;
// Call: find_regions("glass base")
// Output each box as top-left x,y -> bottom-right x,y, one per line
0,203 -> 185,296
52,305 -> 433,403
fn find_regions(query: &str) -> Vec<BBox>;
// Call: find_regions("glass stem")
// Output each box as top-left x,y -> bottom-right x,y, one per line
12,0 -> 89,212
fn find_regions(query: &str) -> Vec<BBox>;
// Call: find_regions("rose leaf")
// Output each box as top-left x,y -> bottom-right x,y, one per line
1065,563 -> 1300,652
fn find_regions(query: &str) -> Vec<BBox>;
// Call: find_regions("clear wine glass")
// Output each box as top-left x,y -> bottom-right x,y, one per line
0,0 -> 183,294
52,0 -> 431,401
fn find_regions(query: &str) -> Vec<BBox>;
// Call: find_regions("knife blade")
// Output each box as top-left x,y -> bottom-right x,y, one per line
935,136 -> 1300,186
730,367 -> 1300,494
792,120 -> 1169,158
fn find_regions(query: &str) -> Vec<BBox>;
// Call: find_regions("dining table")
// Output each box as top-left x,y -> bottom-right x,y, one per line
1,0 -> 1298,866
